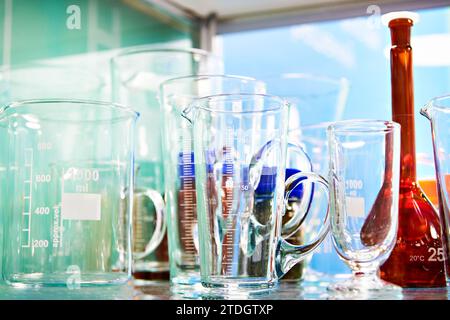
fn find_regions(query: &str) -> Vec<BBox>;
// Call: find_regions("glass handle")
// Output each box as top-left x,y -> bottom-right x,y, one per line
275,172 -> 330,278
282,142 -> 314,237
133,188 -> 166,260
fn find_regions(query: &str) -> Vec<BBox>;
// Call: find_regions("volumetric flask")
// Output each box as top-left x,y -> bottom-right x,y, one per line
159,75 -> 266,285
1,99 -> 139,287
188,94 -> 330,293
111,47 -> 223,279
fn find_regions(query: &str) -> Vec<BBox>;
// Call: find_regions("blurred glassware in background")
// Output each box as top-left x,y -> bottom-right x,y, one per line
417,153 -> 440,208
327,120 -> 401,297
111,47 -> 224,281
0,62 -> 107,102
422,95 -> 450,285
159,75 -> 266,286
262,73 -> 350,281
1,99 -> 138,287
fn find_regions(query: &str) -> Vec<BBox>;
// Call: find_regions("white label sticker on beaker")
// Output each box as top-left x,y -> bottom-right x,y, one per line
345,196 -> 365,218
61,193 -> 101,221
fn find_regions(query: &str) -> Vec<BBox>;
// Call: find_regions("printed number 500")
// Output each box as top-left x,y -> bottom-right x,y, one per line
428,247 -> 445,262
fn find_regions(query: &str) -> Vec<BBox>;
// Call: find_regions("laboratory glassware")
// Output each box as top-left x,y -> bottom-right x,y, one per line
0,62 -> 106,282
265,73 -> 350,280
0,99 -> 162,287
421,95 -> 450,283
111,47 -> 223,279
187,93 -> 330,292
327,120 -> 401,293
159,75 -> 267,285
378,12 -> 447,287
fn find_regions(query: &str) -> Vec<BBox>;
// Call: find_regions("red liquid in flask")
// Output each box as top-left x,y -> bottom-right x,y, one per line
378,16 -> 447,287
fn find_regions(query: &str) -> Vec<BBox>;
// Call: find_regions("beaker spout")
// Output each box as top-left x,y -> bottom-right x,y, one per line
420,104 -> 432,121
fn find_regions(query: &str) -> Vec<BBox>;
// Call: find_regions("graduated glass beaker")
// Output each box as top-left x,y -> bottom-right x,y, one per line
421,95 -> 450,283
111,47 -> 223,279
0,99 -> 161,287
159,75 -> 266,285
0,63 -> 106,280
188,93 -> 330,292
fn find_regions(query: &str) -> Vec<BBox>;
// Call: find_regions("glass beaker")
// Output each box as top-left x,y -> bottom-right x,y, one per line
159,75 -> 266,285
111,47 -> 223,279
421,95 -> 450,283
0,63 -> 107,280
264,73 -> 350,281
187,93 -> 330,292
327,120 -> 401,295
0,99 -> 162,287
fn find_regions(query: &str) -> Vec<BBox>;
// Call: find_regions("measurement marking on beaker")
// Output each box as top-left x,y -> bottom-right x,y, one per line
22,148 -> 33,248
221,145 -> 236,275
59,170 -> 65,247
178,142 -> 197,264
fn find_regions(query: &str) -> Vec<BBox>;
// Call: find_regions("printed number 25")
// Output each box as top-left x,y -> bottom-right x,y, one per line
428,247 -> 445,262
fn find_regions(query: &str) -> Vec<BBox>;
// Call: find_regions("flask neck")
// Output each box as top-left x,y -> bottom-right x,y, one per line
389,18 -> 416,182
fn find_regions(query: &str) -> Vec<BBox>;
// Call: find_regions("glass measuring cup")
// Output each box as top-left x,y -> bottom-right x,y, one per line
111,47 -> 223,279
421,95 -> 450,281
159,75 -> 266,285
0,99 -> 160,287
186,93 -> 330,292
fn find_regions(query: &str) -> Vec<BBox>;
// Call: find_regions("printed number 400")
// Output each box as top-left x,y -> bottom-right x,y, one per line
428,247 -> 445,262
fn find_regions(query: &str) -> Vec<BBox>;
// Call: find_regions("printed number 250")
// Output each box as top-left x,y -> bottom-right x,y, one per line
428,247 -> 445,262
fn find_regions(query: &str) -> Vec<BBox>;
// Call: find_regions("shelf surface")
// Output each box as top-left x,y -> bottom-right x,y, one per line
0,275 -> 448,300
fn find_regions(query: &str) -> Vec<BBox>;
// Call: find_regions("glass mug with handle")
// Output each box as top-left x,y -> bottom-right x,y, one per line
186,93 -> 330,292
159,75 -> 267,285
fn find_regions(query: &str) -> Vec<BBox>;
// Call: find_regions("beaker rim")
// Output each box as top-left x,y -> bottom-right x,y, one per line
159,74 -> 264,92
111,46 -> 221,63
0,99 -> 139,122
427,94 -> 450,111
191,93 -> 286,114
328,119 -> 400,133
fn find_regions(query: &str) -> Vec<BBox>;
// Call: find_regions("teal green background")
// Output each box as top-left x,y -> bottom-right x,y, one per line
0,0 -> 198,65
